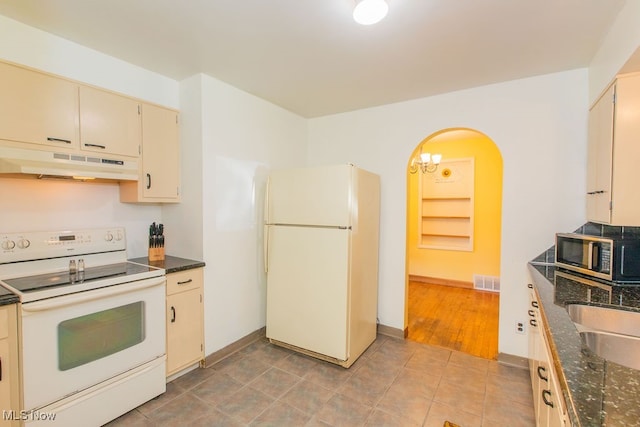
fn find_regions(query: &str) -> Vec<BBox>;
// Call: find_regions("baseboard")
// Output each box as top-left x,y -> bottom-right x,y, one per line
497,352 -> 529,370
166,363 -> 199,383
204,323 -> 406,368
203,327 -> 266,368
377,323 -> 406,339
201,325 -> 518,370
409,275 -> 474,290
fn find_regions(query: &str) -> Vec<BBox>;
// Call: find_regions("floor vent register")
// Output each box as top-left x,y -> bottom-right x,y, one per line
473,274 -> 500,292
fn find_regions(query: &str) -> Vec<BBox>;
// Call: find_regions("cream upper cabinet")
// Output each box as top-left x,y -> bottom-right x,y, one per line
120,103 -> 180,203
166,268 -> 204,377
79,85 -> 141,158
587,73 -> 640,226
0,304 -> 20,427
586,84 -> 614,223
0,61 -> 79,150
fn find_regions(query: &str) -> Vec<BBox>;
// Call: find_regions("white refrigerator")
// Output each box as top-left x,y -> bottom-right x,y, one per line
264,164 -> 380,368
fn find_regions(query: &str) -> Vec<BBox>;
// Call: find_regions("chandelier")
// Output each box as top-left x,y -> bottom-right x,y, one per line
409,148 -> 442,174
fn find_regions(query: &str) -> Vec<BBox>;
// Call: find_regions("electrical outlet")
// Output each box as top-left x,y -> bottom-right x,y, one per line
515,321 -> 526,335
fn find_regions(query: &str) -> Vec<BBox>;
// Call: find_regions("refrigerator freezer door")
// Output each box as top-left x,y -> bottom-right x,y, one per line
266,164 -> 352,227
266,225 -> 349,360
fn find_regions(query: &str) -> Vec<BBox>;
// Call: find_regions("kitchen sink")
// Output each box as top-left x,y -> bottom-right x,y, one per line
580,331 -> 640,371
566,304 -> 640,338
567,304 -> 640,370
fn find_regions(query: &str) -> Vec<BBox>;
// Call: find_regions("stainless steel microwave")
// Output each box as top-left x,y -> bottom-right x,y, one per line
555,233 -> 640,282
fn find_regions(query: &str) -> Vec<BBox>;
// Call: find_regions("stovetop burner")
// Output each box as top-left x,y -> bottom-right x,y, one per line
0,227 -> 165,303
2,262 -> 158,294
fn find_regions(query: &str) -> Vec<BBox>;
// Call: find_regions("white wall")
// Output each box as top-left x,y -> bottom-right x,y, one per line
589,0 -> 640,104
161,75 -> 205,261
307,69 -> 589,357
0,15 -> 179,258
172,74 -> 307,354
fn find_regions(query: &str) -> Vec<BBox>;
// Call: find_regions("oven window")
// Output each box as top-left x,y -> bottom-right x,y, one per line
58,302 -> 146,371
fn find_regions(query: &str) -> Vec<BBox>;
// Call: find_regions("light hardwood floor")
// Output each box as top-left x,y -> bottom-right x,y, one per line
407,281 -> 500,360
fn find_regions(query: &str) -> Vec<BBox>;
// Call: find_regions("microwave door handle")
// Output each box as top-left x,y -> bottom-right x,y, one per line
621,246 -> 625,276
588,242 -> 594,270
591,242 -> 601,271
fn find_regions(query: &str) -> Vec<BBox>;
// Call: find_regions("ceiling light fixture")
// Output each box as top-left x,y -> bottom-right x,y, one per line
409,148 -> 442,174
353,0 -> 389,25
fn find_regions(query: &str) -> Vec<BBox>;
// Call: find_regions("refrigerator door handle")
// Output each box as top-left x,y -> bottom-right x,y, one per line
264,224 -> 270,274
264,176 -> 271,225
264,176 -> 271,274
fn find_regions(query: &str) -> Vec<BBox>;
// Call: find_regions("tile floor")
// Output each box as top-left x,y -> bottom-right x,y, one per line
107,334 -> 535,426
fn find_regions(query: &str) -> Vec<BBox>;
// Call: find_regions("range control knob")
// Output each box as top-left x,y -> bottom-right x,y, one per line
115,231 -> 124,241
1,240 -> 16,250
104,232 -> 114,242
17,239 -> 30,249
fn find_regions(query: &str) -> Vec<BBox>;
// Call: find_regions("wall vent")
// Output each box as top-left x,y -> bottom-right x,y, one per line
473,275 -> 500,293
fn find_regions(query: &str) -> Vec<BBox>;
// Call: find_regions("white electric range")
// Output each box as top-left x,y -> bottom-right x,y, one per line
0,227 -> 166,427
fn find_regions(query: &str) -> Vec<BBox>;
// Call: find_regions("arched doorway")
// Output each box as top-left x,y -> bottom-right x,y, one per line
404,128 -> 503,359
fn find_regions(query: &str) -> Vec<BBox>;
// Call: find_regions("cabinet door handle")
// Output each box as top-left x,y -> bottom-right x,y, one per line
527,283 -> 533,289
528,309 -> 535,317
47,137 -> 72,144
531,301 -> 539,308
530,319 -> 538,327
177,279 -> 193,285
84,143 -> 106,149
170,306 -> 176,323
0,356 -> 2,381
542,389 -> 554,408
146,173 -> 151,189
537,365 -> 548,381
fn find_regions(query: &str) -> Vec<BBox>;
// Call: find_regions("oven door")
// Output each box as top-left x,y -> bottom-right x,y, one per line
20,276 -> 166,411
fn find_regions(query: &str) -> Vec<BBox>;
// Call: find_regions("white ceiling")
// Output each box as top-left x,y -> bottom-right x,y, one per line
0,0 -> 627,118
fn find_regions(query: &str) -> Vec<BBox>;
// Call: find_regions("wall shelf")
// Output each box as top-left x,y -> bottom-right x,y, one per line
419,158 -> 474,251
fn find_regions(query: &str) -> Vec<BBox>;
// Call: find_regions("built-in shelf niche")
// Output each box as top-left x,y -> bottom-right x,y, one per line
419,157 -> 474,251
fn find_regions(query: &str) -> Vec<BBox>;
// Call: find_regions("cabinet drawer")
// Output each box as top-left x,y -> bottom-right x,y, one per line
0,307 -> 8,339
166,268 -> 203,295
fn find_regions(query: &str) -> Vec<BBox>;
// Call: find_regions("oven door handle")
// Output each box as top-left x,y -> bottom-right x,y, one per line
20,277 -> 165,313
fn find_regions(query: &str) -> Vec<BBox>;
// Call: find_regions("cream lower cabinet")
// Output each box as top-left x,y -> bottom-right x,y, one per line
120,103 -> 180,203
0,304 -> 20,427
528,284 -> 567,427
166,268 -> 204,377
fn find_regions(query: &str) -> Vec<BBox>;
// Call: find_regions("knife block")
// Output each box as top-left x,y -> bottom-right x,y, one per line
148,247 -> 165,262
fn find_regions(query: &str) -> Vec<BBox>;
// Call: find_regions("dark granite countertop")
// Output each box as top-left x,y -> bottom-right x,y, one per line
129,255 -> 205,275
528,262 -> 640,426
0,285 -> 18,306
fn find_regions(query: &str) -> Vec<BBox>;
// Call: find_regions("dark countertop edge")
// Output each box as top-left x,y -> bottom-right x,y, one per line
527,263 -> 640,427
0,294 -> 19,306
129,255 -> 205,275
528,264 -> 582,426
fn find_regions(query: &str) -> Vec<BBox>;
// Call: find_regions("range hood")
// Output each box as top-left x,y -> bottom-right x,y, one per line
0,146 -> 138,181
